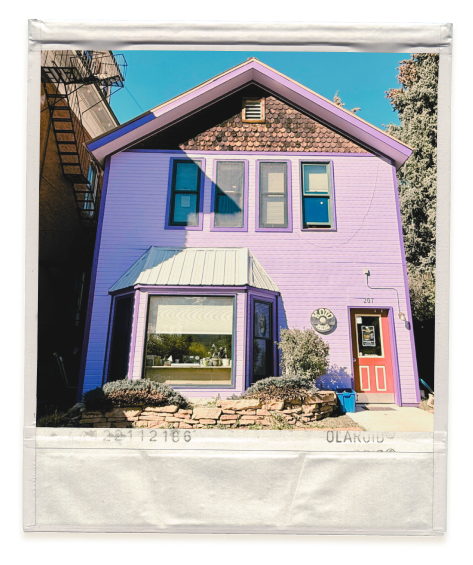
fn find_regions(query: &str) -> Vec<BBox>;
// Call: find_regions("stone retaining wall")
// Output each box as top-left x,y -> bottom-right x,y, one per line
79,391 -> 338,429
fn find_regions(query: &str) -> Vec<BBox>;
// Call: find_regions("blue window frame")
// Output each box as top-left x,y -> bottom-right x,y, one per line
169,160 -> 202,227
301,162 -> 334,229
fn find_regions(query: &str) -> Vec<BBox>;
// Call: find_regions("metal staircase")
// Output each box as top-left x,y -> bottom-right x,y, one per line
41,51 -> 127,225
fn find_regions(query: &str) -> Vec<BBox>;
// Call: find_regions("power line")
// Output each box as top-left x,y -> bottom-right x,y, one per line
125,86 -> 145,113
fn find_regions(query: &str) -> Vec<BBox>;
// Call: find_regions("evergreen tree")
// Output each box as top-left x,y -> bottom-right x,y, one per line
333,91 -> 361,114
386,53 -> 439,322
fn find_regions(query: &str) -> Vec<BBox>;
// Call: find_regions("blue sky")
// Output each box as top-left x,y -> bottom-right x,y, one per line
110,51 -> 408,130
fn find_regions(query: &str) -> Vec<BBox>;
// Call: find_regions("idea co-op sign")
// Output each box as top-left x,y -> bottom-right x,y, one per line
310,308 -> 336,334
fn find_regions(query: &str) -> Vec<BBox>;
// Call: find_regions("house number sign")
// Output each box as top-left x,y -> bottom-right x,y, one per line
311,308 -> 336,333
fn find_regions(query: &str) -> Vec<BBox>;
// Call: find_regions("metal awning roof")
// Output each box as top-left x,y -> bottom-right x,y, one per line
109,247 -> 279,293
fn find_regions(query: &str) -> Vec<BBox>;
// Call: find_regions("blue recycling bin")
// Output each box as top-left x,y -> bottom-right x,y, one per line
335,388 -> 356,414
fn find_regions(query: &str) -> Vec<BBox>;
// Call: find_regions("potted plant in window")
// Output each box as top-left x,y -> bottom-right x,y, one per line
210,344 -> 224,366
222,348 -> 231,367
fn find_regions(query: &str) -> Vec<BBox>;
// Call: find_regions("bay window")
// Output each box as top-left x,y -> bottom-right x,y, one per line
144,296 -> 234,386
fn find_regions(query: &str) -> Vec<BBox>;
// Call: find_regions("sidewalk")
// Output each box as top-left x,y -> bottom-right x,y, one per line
349,404 -> 434,432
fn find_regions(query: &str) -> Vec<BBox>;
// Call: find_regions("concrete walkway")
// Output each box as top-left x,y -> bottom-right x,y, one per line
349,404 -> 434,432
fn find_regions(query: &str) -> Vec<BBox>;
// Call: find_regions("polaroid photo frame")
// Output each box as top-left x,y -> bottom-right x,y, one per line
18,20 -> 457,547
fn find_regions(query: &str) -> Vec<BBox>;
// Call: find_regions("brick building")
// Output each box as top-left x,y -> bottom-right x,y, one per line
38,50 -> 126,412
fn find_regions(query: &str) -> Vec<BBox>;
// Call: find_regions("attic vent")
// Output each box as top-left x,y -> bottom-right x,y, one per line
242,98 -> 265,123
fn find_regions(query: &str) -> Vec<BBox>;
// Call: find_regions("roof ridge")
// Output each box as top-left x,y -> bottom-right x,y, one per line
88,59 -> 412,169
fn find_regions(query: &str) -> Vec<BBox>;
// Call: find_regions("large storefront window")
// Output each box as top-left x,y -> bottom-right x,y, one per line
144,296 -> 233,386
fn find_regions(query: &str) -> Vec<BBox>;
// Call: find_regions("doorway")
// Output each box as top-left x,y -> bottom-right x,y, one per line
251,299 -> 274,384
350,309 -> 395,404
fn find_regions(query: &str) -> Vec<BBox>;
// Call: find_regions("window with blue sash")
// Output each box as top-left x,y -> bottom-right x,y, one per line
301,162 -> 333,229
169,160 -> 202,227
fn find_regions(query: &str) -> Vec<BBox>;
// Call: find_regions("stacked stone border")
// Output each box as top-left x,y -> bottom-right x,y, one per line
79,391 -> 337,429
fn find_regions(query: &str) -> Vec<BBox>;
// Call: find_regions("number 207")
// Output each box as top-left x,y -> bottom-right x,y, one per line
364,298 -> 374,303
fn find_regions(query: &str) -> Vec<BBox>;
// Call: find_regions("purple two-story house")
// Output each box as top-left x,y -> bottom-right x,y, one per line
78,58 -> 420,406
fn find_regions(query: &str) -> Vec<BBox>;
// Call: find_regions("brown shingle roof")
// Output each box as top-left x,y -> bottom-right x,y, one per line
177,96 -> 366,153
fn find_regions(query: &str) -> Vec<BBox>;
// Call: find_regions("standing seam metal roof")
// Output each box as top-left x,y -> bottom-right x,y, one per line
109,247 -> 280,293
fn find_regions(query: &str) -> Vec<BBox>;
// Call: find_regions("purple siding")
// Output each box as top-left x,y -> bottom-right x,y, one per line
81,150 -> 418,403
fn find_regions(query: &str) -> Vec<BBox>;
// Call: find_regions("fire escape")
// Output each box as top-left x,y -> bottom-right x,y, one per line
41,51 -> 127,226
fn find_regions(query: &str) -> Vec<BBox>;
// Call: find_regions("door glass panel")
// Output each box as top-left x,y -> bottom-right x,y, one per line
252,301 -> 273,381
254,301 -> 270,338
253,339 -> 267,377
356,316 -> 383,357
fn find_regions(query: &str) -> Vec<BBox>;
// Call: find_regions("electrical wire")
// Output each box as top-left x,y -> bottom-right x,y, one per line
365,274 -> 402,315
125,85 -> 145,113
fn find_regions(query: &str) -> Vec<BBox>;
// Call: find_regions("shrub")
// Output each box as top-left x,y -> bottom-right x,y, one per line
277,328 -> 329,379
68,402 -> 85,417
37,410 -> 68,428
103,379 -> 188,408
107,389 -> 166,407
243,375 -> 318,404
83,387 -> 110,411
83,379 -> 189,410
226,394 -> 243,401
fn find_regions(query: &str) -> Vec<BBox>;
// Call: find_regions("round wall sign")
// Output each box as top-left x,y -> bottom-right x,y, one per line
311,308 -> 336,334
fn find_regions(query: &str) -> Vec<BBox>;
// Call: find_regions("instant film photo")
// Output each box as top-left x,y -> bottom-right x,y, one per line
24,21 -> 451,534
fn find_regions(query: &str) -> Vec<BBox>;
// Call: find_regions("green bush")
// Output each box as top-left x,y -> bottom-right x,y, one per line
227,394 -> 243,400
243,375 -> 318,404
82,387 -> 109,411
83,379 -> 189,410
36,410 -> 68,428
277,328 -> 329,379
103,379 -> 188,408
107,389 -> 166,407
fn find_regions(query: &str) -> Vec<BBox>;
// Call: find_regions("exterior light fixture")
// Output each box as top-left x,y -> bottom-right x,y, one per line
398,312 -> 406,321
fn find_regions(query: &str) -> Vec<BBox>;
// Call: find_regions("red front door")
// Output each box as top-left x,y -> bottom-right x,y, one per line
350,309 -> 395,403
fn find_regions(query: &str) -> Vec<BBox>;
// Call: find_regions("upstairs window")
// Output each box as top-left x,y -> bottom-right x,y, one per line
301,162 -> 334,229
259,162 -> 289,228
169,160 -> 202,227
242,98 -> 265,123
214,161 -> 245,228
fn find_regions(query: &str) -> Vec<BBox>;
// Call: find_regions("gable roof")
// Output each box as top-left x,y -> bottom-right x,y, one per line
87,58 -> 412,169
109,247 -> 280,293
